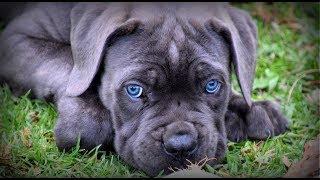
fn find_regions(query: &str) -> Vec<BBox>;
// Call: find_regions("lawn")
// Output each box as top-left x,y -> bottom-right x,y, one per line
0,2 -> 319,178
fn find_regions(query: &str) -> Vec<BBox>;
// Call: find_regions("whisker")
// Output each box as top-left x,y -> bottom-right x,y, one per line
196,155 -> 208,166
186,159 -> 193,165
199,156 -> 216,168
168,166 -> 176,172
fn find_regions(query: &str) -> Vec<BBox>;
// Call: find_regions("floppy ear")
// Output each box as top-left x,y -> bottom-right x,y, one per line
66,3 -> 140,97
207,5 -> 258,107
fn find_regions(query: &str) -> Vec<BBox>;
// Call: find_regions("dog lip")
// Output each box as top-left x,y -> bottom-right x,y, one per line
161,142 -> 199,161
187,143 -> 198,156
162,143 -> 177,159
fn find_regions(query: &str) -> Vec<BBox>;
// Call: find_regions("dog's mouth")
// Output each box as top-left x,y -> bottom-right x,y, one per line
160,135 -> 214,171
160,149 -> 218,176
115,109 -> 224,176
161,141 -> 199,166
162,142 -> 199,159
133,125 -> 219,176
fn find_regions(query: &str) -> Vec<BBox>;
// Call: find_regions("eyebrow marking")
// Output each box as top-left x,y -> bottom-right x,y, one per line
168,24 -> 185,71
169,41 -> 179,67
195,61 -> 229,82
173,24 -> 185,44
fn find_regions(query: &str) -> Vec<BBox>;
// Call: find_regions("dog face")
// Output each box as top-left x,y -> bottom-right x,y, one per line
65,2 -> 257,176
99,21 -> 230,175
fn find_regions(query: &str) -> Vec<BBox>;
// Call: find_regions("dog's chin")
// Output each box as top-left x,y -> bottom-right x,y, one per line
132,144 -> 222,176
119,132 -> 226,177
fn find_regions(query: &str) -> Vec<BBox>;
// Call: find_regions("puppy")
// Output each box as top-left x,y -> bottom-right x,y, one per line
0,2 -> 289,176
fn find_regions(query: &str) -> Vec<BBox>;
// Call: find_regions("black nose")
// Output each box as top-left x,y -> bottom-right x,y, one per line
163,133 -> 197,158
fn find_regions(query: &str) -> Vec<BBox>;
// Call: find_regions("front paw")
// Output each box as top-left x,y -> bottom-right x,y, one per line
246,101 -> 289,140
225,111 -> 248,142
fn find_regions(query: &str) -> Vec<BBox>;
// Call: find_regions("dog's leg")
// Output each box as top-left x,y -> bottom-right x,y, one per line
54,91 -> 114,152
225,92 -> 289,142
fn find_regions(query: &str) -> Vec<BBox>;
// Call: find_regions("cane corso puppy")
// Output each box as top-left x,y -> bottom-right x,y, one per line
0,2 -> 289,176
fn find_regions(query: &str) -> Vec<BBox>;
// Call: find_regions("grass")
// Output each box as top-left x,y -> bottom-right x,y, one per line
0,2 -> 319,178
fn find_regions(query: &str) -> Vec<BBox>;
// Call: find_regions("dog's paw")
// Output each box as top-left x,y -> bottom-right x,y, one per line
225,111 -> 248,142
245,100 -> 289,140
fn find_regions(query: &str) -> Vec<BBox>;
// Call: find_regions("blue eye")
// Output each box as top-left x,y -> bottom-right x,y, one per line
126,84 -> 143,99
205,79 -> 221,93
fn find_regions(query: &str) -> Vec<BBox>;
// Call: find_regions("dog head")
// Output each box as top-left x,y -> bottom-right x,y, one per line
65,2 -> 257,176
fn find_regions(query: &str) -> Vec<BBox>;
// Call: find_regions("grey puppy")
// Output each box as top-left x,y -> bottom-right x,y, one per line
0,2 -> 289,176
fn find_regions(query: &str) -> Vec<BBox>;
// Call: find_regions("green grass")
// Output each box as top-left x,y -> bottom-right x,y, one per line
0,2 -> 319,178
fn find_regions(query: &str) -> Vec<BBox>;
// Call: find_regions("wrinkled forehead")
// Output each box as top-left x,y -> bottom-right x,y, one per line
106,16 -> 230,85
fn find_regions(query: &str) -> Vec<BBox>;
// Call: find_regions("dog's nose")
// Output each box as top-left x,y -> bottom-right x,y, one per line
163,133 -> 197,157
